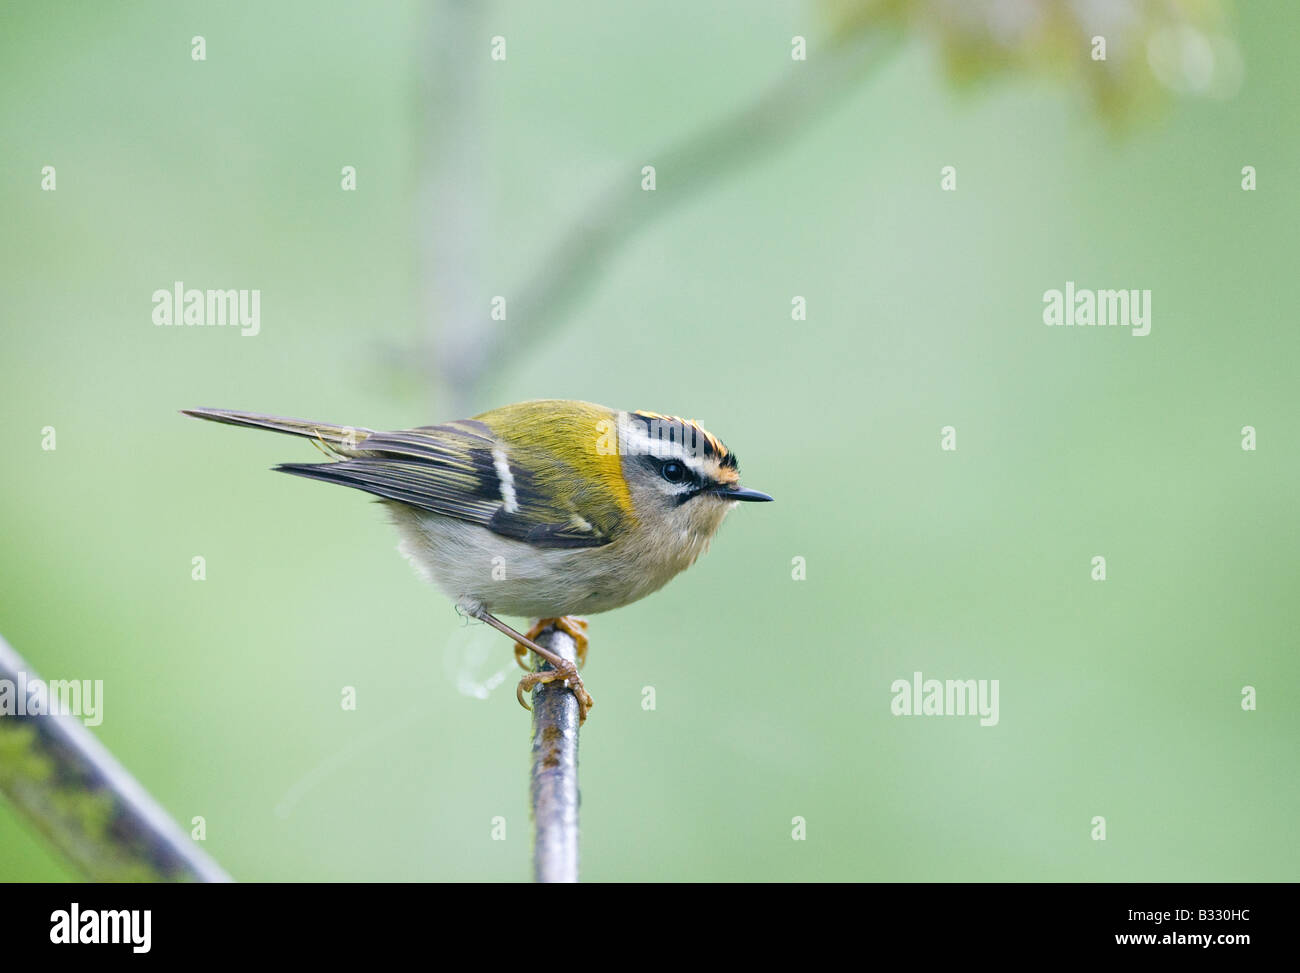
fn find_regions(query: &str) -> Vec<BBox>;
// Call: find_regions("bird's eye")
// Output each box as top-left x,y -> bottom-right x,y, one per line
660,461 -> 686,484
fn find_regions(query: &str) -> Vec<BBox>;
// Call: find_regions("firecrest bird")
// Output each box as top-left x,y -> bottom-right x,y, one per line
183,399 -> 772,722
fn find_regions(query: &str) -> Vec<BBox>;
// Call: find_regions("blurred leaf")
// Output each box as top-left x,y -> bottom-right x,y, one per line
822,0 -> 1240,123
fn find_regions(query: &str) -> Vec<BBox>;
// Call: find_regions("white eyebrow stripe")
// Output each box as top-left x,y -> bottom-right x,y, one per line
616,412 -> 710,475
492,446 -> 519,512
673,452 -> 709,477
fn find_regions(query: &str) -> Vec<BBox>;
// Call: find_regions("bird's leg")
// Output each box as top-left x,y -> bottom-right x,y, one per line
515,616 -> 589,671
472,608 -> 594,723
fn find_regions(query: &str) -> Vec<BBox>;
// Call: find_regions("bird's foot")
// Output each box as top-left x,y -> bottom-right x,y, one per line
471,608 -> 593,723
516,662 -> 593,725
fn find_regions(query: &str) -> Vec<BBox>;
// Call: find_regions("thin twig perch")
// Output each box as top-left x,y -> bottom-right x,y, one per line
0,633 -> 231,882
529,624 -> 580,883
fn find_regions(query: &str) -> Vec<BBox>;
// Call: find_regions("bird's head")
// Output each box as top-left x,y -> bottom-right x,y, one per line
617,410 -> 772,545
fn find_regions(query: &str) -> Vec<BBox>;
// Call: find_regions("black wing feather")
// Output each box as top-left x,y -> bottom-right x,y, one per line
274,422 -> 612,549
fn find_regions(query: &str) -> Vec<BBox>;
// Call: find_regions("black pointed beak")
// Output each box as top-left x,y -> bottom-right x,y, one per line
710,485 -> 774,502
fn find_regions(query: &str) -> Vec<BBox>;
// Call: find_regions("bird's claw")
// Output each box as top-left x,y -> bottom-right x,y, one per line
516,661 -> 593,724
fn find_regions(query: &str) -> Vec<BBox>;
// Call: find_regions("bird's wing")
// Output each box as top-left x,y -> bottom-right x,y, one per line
276,419 -> 614,549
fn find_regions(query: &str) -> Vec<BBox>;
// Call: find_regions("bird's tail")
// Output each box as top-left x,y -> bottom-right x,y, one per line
181,407 -> 374,457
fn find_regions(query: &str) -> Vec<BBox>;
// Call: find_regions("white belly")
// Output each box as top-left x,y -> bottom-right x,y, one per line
385,505 -> 639,617
384,493 -> 731,619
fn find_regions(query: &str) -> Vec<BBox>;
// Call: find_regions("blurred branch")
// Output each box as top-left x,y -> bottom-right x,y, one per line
529,625 -> 580,883
390,24 -> 900,394
417,0 -> 487,416
492,28 -> 898,374
395,1 -> 1226,396
0,633 -> 231,882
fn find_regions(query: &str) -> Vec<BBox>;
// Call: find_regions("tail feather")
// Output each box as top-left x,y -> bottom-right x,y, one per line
181,408 -> 373,454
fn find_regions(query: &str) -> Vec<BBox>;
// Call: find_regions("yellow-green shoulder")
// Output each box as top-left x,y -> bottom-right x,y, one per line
474,399 -> 634,522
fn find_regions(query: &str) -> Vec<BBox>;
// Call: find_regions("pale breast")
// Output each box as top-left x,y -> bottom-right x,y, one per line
383,502 -> 725,619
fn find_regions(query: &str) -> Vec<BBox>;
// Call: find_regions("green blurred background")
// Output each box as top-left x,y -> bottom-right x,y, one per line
2,0 -> 1297,881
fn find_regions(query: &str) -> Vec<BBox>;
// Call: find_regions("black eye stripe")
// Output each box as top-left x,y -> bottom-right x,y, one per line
640,454 -> 702,486
654,458 -> 714,505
